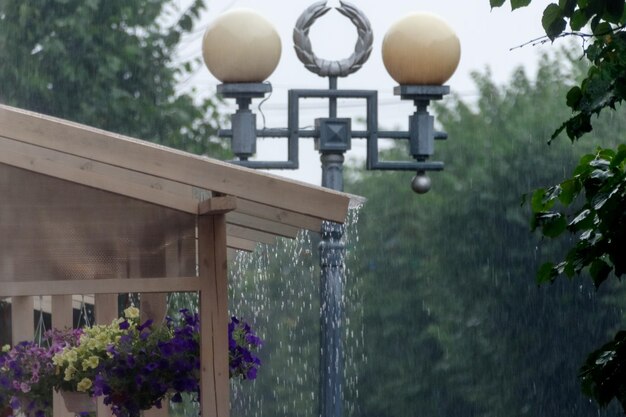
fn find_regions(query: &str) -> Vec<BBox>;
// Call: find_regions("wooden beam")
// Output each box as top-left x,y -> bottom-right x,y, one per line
226,211 -> 299,238
198,196 -> 237,215
227,224 -> 276,245
11,296 -> 33,343
52,295 -> 74,417
0,277 -> 201,297
141,290 -> 170,417
0,104 -> 351,223
226,248 -> 239,260
0,135 -> 199,214
95,294 -> 118,417
226,236 -> 257,252
236,198 -> 323,232
198,214 -> 230,417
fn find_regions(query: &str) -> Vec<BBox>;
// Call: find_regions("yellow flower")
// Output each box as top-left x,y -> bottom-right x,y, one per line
64,365 -> 77,381
76,377 -> 92,392
82,356 -> 100,371
124,306 -> 140,319
1,344 -> 10,353
65,350 -> 78,364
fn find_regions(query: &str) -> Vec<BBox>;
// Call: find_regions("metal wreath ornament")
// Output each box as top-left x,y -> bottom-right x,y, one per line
293,0 -> 373,78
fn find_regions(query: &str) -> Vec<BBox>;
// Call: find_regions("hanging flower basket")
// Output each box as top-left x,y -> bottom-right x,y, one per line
61,390 -> 96,413
0,308 -> 261,417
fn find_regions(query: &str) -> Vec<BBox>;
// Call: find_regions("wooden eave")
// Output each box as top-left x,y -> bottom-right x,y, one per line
0,104 -> 353,251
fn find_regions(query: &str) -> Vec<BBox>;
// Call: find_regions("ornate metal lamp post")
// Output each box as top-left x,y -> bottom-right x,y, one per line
202,3 -> 460,417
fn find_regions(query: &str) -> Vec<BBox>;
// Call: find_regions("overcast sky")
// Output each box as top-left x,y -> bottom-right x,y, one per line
179,0 -> 559,185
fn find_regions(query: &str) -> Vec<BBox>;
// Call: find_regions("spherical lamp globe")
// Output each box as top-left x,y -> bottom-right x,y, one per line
202,9 -> 282,83
382,12 -> 460,85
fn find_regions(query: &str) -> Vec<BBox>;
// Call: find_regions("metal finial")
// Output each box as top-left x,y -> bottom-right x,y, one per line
293,1 -> 373,77
411,172 -> 432,194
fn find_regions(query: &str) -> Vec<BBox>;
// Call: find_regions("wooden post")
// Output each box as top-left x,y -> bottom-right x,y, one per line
95,294 -> 118,417
198,214 -> 229,417
10,296 -> 33,343
140,234 -> 176,327
52,295 -> 74,417
141,237 -> 174,417
141,292 -> 169,417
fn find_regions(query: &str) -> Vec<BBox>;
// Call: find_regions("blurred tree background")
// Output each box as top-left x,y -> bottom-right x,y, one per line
230,50 -> 626,417
0,0 -> 228,157
2,0 -> 626,415
346,50 -> 626,417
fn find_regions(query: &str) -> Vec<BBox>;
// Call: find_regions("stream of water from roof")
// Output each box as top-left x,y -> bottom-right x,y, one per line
229,207 -> 363,417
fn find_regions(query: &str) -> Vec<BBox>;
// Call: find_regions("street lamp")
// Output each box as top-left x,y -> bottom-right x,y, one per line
202,2 -> 460,416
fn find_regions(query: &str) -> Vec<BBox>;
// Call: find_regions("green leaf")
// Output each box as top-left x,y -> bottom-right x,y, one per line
512,0 -> 532,9
542,3 -> 567,39
566,86 -> 582,108
610,145 -> 626,168
589,259 -> 612,287
531,188 -> 556,211
590,14 -> 602,33
569,208 -> 594,229
558,178 -> 580,205
592,21 -> 613,35
587,0 -> 607,15
570,9 -> 591,30
490,0 -> 506,7
604,0 -> 625,21
585,41 -> 602,61
559,0 -> 577,16
537,262 -> 557,284
179,14 -> 193,32
542,213 -> 568,237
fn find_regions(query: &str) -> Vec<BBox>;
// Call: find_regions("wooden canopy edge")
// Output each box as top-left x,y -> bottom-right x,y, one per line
0,135 -> 200,213
0,137 -> 313,250
198,196 -> 237,215
0,277 -> 201,297
0,104 -> 352,224
0,135 -> 325,234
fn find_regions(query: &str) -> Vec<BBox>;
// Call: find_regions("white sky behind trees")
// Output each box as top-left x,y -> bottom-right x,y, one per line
177,0 -> 560,184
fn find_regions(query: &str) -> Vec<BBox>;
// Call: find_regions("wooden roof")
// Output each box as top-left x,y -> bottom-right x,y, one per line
0,104 -> 353,251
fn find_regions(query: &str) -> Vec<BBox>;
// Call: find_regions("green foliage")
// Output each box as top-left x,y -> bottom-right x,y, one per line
345,54 -> 626,417
492,0 -> 626,142
223,51 -> 626,417
0,0 -> 229,157
580,331 -> 626,410
532,144 -> 626,286
492,0 -> 626,411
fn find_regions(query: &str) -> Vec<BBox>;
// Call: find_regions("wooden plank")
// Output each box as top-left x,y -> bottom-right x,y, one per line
11,296 -> 33,343
198,196 -> 237,215
140,293 -> 168,325
142,291 -> 170,417
226,236 -> 257,252
0,135 -> 316,245
198,214 -> 230,417
95,294 -> 118,417
0,104 -> 351,223
0,277 -> 202,297
212,215 -> 230,417
227,224 -> 276,245
1,295 -> 94,315
52,295 -> 74,417
236,198 -> 323,232
226,211 -> 299,238
0,135 -> 198,214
